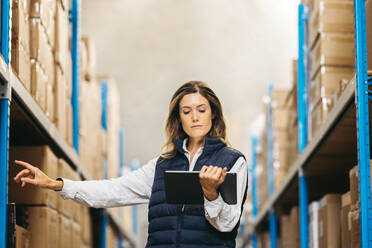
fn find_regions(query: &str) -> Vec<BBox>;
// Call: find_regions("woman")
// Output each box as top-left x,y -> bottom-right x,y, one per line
14,81 -> 248,248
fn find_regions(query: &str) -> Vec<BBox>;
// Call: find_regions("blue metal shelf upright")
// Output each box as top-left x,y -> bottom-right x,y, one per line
354,0 -> 372,247
0,0 -> 11,247
297,3 -> 309,248
250,136 -> 258,248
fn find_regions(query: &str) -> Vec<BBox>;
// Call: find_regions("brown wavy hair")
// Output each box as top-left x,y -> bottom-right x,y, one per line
161,81 -> 228,158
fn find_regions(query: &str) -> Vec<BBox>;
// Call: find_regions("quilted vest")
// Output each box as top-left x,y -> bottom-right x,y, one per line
146,138 -> 247,248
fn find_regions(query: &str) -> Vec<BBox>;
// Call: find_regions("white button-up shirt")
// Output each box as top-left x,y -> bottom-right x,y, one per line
58,139 -> 248,232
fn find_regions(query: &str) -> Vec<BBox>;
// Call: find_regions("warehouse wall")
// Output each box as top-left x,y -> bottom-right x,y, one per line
82,0 -> 298,245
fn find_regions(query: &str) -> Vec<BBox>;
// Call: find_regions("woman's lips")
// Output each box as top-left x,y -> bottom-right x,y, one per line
191,125 -> 202,128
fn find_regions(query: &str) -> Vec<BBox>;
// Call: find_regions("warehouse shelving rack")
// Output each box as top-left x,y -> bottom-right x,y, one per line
0,0 -> 136,247
243,0 -> 372,247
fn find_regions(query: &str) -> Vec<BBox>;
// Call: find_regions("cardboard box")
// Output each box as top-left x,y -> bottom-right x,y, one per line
57,159 -> 79,218
16,225 -> 30,248
31,60 -> 47,111
309,201 -> 320,248
55,0 -> 69,74
350,208 -> 361,248
318,194 -> 341,248
289,206 -> 300,248
272,89 -> 290,109
72,222 -> 81,248
311,33 -> 355,79
309,0 -> 354,48
310,97 -> 333,139
310,66 -> 354,108
12,0 -> 30,53
341,191 -> 351,248
30,18 -> 55,84
106,224 -> 118,248
12,42 -> 31,91
28,206 -> 59,248
349,165 -> 360,209
54,66 -> 67,138
81,206 -> 92,244
45,82 -> 54,122
66,102 -> 73,146
8,146 -> 59,209
30,0 -> 56,48
280,215 -> 291,248
58,214 -> 72,248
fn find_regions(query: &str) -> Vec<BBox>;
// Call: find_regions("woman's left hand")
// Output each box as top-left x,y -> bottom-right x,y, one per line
199,165 -> 227,201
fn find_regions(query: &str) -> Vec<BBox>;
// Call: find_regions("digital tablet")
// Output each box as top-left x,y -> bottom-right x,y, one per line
164,170 -> 237,205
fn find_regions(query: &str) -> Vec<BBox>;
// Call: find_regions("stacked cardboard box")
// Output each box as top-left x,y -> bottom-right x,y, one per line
8,146 -> 59,209
79,78 -> 106,179
349,165 -> 361,247
341,191 -> 351,248
54,0 -> 72,144
106,224 -> 119,248
308,0 -> 355,139
317,194 -> 341,248
280,215 -> 291,248
11,0 -> 31,91
15,225 -> 31,248
80,36 -> 96,82
309,201 -> 320,248
30,0 -> 56,122
81,206 -> 93,247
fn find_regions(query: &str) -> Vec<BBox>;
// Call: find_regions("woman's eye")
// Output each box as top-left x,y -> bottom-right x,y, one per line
183,111 -> 190,115
199,109 -> 206,113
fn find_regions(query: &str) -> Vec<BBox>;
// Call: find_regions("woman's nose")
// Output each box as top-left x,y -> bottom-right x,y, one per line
192,110 -> 198,121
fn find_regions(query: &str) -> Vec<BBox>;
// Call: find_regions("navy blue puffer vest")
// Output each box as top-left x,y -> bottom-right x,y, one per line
146,138 -> 247,248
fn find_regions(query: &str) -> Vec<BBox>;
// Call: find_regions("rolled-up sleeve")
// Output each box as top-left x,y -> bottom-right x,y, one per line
56,157 -> 158,208
204,156 -> 248,232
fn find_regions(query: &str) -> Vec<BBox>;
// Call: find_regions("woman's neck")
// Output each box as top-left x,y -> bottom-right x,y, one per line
187,137 -> 205,153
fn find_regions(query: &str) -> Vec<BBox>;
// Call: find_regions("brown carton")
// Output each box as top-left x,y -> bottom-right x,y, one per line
310,97 -> 333,139
272,89 -> 290,109
290,206 -> 300,248
30,18 -> 55,84
8,146 -> 58,209
310,66 -> 354,108
12,42 -> 31,91
311,33 -> 355,79
81,206 -> 92,244
31,60 -> 47,111
66,102 -> 73,146
28,207 -> 59,248
280,215 -> 291,248
30,0 -> 56,48
55,0 -> 69,74
349,165 -> 360,209
309,0 -> 354,48
318,194 -> 341,248
57,159 -> 79,218
273,109 -> 291,131
12,0 -> 30,53
58,214 -> 72,248
16,225 -> 30,248
72,222 -> 81,248
45,82 -> 54,122
54,66 -> 67,138
106,224 -> 118,248
341,191 -> 351,248
350,208 -> 361,248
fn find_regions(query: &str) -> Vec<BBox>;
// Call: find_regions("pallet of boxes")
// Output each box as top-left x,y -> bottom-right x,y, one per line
308,0 -> 355,139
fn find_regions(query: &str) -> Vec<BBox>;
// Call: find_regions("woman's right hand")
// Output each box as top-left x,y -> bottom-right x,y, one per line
13,160 -> 63,191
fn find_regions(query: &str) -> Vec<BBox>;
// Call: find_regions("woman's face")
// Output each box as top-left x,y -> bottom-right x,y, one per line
179,92 -> 213,140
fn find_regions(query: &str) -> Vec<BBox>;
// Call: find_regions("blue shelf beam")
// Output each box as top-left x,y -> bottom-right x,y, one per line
297,4 -> 309,248
70,0 -> 80,152
130,159 -> 140,236
354,0 -> 372,247
269,210 -> 277,248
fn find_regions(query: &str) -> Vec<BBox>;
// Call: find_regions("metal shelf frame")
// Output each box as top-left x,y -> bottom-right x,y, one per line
244,1 -> 372,247
0,0 -> 136,247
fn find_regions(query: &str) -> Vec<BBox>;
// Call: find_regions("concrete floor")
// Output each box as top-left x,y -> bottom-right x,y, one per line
82,1 -> 298,246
